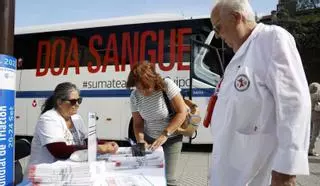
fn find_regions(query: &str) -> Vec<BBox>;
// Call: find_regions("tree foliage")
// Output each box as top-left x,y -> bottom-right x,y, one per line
272,5 -> 320,82
297,0 -> 320,10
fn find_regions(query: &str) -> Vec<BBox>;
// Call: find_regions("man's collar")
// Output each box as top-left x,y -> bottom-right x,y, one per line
232,23 -> 264,60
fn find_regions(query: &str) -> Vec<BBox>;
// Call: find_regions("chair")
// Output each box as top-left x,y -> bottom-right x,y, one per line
14,139 -> 31,185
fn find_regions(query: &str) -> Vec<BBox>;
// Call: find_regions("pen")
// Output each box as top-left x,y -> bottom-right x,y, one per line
125,137 -> 136,146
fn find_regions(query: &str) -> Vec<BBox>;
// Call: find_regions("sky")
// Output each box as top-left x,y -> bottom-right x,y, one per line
15,0 -> 278,27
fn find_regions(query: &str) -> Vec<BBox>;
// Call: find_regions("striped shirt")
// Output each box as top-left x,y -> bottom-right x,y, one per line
130,78 -> 181,139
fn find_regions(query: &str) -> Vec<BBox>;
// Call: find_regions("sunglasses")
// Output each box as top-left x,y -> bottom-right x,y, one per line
63,97 -> 83,105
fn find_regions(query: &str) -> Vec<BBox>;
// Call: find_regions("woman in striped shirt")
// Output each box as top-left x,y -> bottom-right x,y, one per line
127,61 -> 187,186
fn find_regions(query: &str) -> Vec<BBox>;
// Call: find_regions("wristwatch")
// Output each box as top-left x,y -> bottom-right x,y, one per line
162,129 -> 171,137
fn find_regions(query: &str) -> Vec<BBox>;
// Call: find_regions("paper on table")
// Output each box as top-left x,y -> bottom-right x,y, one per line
28,161 -> 107,184
27,147 -> 166,186
102,173 -> 154,186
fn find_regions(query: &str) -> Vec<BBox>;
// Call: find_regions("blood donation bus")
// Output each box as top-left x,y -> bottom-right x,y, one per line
13,14 -> 229,145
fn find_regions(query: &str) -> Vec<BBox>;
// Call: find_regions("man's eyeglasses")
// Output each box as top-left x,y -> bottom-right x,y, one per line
212,22 -> 221,38
63,97 -> 83,105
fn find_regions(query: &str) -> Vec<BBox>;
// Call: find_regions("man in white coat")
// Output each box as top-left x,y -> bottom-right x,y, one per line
209,0 -> 311,185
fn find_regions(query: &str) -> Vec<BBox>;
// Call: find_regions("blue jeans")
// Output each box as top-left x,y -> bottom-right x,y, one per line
144,133 -> 183,186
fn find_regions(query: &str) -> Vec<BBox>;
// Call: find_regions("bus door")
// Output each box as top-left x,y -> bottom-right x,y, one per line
191,31 -> 226,87
186,30 -> 229,144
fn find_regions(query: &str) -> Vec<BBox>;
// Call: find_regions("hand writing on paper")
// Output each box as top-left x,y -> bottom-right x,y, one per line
150,135 -> 168,151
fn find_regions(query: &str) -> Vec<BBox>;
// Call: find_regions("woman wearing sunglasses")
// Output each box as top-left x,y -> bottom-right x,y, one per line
27,82 -> 118,170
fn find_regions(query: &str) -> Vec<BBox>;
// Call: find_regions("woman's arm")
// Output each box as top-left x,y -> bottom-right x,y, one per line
47,141 -> 118,159
46,142 -> 86,160
164,94 -> 187,134
132,112 -> 145,143
150,94 -> 187,150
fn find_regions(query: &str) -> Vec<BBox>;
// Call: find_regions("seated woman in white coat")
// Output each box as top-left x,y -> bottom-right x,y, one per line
26,82 -> 118,172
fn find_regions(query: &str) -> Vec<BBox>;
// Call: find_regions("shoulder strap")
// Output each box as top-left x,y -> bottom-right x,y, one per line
162,91 -> 174,115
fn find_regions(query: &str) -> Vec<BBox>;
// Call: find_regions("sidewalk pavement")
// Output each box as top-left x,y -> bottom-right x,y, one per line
176,139 -> 320,186
297,138 -> 320,185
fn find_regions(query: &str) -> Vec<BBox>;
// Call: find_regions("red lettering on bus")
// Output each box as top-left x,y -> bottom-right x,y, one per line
157,30 -> 167,71
177,28 -> 191,70
36,40 -> 51,77
140,31 -> 156,63
65,37 -> 80,75
147,43 -> 157,64
88,35 -> 102,73
102,33 -> 120,72
121,32 -> 134,71
36,27 -> 193,76
132,32 -> 139,69
50,39 -> 65,76
167,29 -> 176,71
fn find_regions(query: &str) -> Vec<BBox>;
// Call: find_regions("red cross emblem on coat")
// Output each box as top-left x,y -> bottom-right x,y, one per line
234,74 -> 250,91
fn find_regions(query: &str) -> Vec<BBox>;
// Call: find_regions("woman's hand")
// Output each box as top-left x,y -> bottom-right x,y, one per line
150,135 -> 168,151
98,141 -> 119,154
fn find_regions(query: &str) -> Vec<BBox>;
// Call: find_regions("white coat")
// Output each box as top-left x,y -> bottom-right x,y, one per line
209,23 -> 311,186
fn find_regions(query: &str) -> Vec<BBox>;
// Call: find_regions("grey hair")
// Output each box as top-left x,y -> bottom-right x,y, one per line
215,0 -> 256,22
41,82 -> 80,114
310,82 -> 320,94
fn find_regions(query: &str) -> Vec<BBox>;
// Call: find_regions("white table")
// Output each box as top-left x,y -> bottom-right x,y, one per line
18,147 -> 166,186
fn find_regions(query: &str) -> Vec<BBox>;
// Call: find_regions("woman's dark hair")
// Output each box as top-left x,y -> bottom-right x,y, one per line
126,61 -> 165,91
41,82 -> 79,114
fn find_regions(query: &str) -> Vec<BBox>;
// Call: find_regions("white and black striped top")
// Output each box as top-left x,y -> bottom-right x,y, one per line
130,78 -> 181,139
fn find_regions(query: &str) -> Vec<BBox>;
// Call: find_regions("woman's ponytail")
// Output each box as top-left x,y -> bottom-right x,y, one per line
41,95 -> 55,114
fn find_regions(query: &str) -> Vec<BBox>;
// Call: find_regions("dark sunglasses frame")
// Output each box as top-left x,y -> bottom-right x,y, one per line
63,97 -> 83,105
212,22 -> 221,38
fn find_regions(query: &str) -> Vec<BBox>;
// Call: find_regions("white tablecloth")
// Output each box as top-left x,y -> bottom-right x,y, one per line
18,147 -> 166,186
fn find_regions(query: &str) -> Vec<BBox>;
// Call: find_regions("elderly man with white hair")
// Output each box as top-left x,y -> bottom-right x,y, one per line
309,82 -> 320,156
209,0 -> 311,185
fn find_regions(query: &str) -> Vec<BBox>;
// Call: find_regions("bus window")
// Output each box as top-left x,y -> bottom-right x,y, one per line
191,30 -> 235,87
183,34 -> 192,62
191,31 -> 223,87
